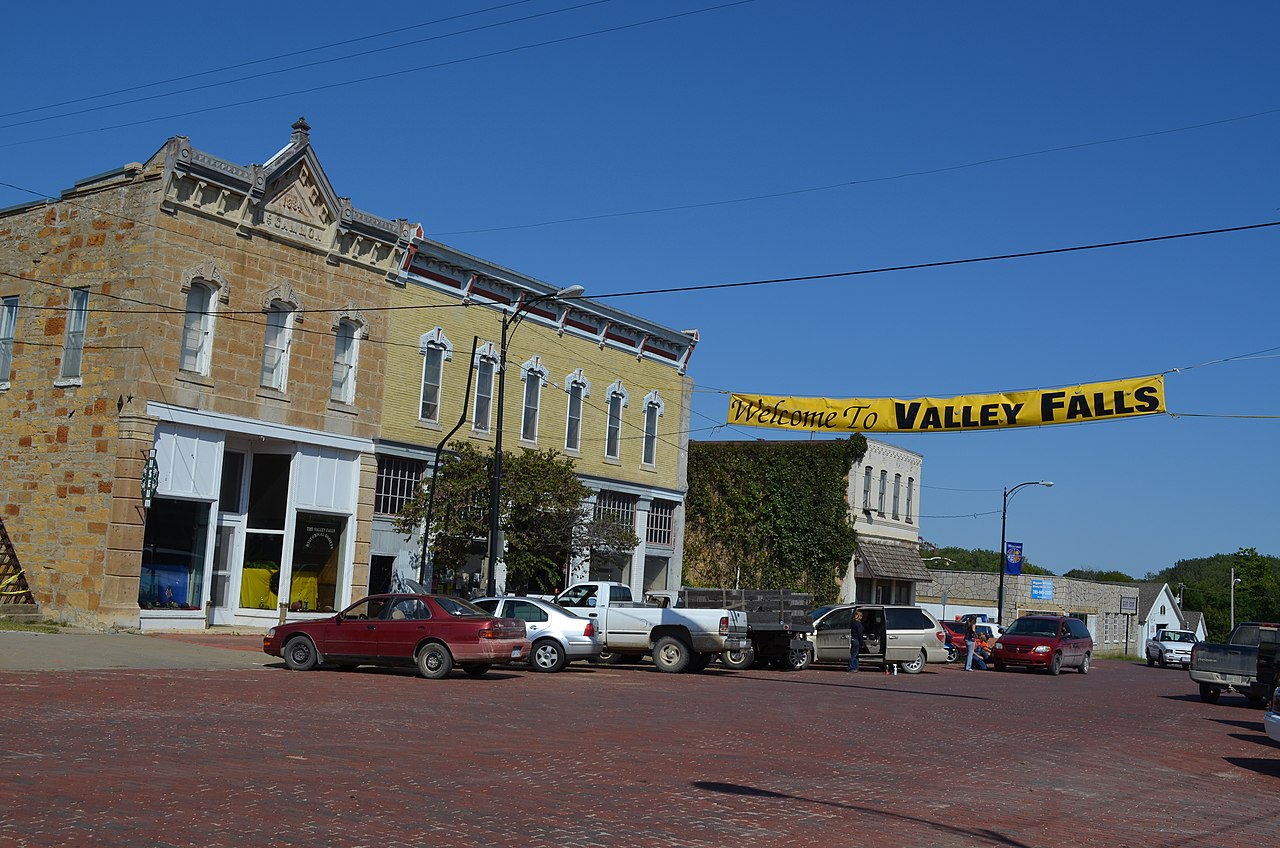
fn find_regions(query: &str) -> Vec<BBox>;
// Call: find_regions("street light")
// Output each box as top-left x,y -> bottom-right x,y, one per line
997,480 -> 1054,625
1230,568 -> 1242,629
486,284 -> 585,597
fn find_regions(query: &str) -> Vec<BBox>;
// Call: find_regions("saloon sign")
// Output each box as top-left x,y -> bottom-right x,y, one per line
728,375 -> 1164,434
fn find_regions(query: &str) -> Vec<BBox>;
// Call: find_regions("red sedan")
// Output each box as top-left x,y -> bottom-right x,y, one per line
263,593 -> 530,679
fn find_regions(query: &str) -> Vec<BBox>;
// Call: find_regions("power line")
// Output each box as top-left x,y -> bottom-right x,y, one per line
0,0 -> 619,131
0,0 -> 758,151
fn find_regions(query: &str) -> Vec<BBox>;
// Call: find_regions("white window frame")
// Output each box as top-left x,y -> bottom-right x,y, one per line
877,470 -> 887,516
260,301 -> 295,391
862,466 -> 872,510
418,327 -> 453,424
906,476 -> 914,524
0,295 -> 17,389
892,473 -> 901,520
472,343 -> 498,434
520,356 -> 548,443
563,368 -> 590,453
179,282 -> 216,375
641,389 -> 665,467
59,287 -> 89,382
331,318 -> 360,404
604,380 -> 629,460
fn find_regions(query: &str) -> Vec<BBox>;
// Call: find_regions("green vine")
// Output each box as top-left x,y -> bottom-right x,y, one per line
684,436 -> 866,605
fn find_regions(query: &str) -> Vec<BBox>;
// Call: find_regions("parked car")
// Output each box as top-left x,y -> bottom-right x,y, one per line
1145,628 -> 1196,668
992,615 -> 1093,675
941,619 -> 1004,654
262,593 -> 530,679
1266,687 -> 1280,745
472,595 -> 602,672
805,604 -> 949,673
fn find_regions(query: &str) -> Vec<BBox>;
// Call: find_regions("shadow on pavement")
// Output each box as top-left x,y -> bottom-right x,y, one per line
1223,756 -> 1280,778
692,781 -> 1033,847
719,671 -> 994,701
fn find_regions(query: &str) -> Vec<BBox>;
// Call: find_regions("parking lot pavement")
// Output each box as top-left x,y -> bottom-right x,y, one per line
2,656 -> 1276,848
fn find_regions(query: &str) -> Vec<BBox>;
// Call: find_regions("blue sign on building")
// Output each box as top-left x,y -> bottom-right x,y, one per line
1031,578 -> 1054,600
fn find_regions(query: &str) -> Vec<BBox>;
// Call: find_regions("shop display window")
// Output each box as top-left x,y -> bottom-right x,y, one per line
289,512 -> 346,613
139,498 -> 209,610
241,533 -> 284,610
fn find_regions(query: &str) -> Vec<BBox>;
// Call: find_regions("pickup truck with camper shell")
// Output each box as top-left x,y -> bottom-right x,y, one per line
552,581 -> 749,673
645,587 -> 815,670
1145,628 -> 1197,668
1188,621 -> 1279,705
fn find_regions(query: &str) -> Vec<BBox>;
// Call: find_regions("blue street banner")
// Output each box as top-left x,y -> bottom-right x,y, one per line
1004,542 -> 1024,575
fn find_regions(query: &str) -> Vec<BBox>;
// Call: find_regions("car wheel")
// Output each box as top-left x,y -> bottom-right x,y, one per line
1158,654 -> 1168,669
530,638 -> 568,673
592,648 -> 627,665
785,646 -> 812,671
283,636 -> 319,671
462,664 -> 491,678
945,645 -> 959,663
416,642 -> 454,679
900,650 -> 926,674
1146,653 -> 1154,667
687,652 -> 714,673
1049,652 -> 1062,676
1199,683 -> 1220,704
994,662 -> 1007,672
721,647 -> 755,670
1078,653 -> 1090,674
652,636 -> 691,673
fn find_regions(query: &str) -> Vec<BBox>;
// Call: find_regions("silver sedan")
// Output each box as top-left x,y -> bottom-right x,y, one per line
472,596 -> 603,672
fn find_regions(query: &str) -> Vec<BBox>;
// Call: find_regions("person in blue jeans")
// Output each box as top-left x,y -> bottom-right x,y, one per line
848,610 -> 865,672
964,616 -> 978,671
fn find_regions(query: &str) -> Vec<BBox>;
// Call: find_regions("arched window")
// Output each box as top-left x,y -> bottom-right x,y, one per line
418,328 -> 453,423
472,342 -> 498,433
180,281 -> 216,375
330,318 -> 361,404
605,380 -> 629,460
260,300 -> 294,390
521,356 -> 548,442
642,390 -> 665,467
564,368 -> 590,452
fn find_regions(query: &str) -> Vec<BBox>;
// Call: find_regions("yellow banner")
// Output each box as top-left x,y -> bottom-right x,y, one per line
728,375 -> 1165,433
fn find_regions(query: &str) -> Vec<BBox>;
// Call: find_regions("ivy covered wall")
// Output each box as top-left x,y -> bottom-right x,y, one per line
684,436 -> 867,605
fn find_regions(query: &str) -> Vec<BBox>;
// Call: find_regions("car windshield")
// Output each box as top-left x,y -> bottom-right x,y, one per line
1161,631 -> 1195,643
435,596 -> 488,617
1005,618 -> 1059,637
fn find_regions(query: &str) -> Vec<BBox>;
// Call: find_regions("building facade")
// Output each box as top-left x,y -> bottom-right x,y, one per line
841,439 -> 932,604
0,121 -> 695,629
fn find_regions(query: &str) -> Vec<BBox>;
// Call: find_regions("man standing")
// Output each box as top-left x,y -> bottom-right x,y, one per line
964,615 -> 978,672
848,610 -> 865,672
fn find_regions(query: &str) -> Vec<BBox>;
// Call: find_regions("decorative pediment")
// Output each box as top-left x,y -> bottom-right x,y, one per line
264,161 -> 334,230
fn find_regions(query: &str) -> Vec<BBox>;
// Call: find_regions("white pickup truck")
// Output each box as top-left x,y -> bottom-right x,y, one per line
1145,628 -> 1197,669
551,581 -> 749,673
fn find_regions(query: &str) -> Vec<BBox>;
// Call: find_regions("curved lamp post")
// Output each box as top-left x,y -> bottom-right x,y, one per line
486,284 -> 584,597
997,480 -> 1054,624
1230,568 -> 1242,629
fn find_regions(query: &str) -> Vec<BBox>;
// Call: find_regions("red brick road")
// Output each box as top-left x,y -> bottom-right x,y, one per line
1,655 -> 1275,847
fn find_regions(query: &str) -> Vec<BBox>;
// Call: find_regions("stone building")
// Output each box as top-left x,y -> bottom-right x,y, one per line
841,439 -> 932,604
0,120 -> 697,629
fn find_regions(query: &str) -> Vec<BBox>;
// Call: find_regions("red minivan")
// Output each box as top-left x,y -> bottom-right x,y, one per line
992,615 -> 1093,675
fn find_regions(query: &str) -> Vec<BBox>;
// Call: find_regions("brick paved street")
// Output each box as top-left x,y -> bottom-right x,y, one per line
1,647 -> 1276,848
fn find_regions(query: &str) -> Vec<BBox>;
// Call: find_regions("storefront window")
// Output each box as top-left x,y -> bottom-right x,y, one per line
139,499 -> 210,610
290,512 -> 346,613
241,533 -> 284,610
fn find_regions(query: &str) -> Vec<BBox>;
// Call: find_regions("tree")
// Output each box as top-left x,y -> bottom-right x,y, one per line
921,545 -> 1054,576
684,436 -> 865,605
1144,548 -> 1280,640
394,441 -> 636,593
1062,569 -> 1135,582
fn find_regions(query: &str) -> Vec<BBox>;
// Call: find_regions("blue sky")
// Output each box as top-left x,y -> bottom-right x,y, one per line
3,2 -> 1277,577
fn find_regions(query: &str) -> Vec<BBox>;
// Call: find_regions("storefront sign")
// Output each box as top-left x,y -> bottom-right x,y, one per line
727,375 -> 1164,433
1120,595 -> 1138,614
1031,578 -> 1054,600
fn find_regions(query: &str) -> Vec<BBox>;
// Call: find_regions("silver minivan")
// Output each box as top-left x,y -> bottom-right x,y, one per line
806,604 -> 949,673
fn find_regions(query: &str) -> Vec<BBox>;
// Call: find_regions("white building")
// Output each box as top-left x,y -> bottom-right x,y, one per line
841,439 -> 932,604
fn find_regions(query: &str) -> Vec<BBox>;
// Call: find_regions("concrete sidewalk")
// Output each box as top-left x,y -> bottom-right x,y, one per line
0,629 -> 272,671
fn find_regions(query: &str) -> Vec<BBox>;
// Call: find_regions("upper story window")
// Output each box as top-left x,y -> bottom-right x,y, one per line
564,368 -> 590,453
647,499 -> 675,546
642,390 -> 665,467
472,343 -> 497,434
595,490 -> 637,531
892,473 -> 902,520
605,380 -> 629,460
877,470 -> 887,516
59,287 -> 89,381
331,318 -> 361,404
179,281 -> 216,375
521,356 -> 548,442
906,476 -> 915,524
260,301 -> 295,391
862,466 -> 872,510
374,455 -> 426,516
0,295 -> 17,388
418,327 -> 453,423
